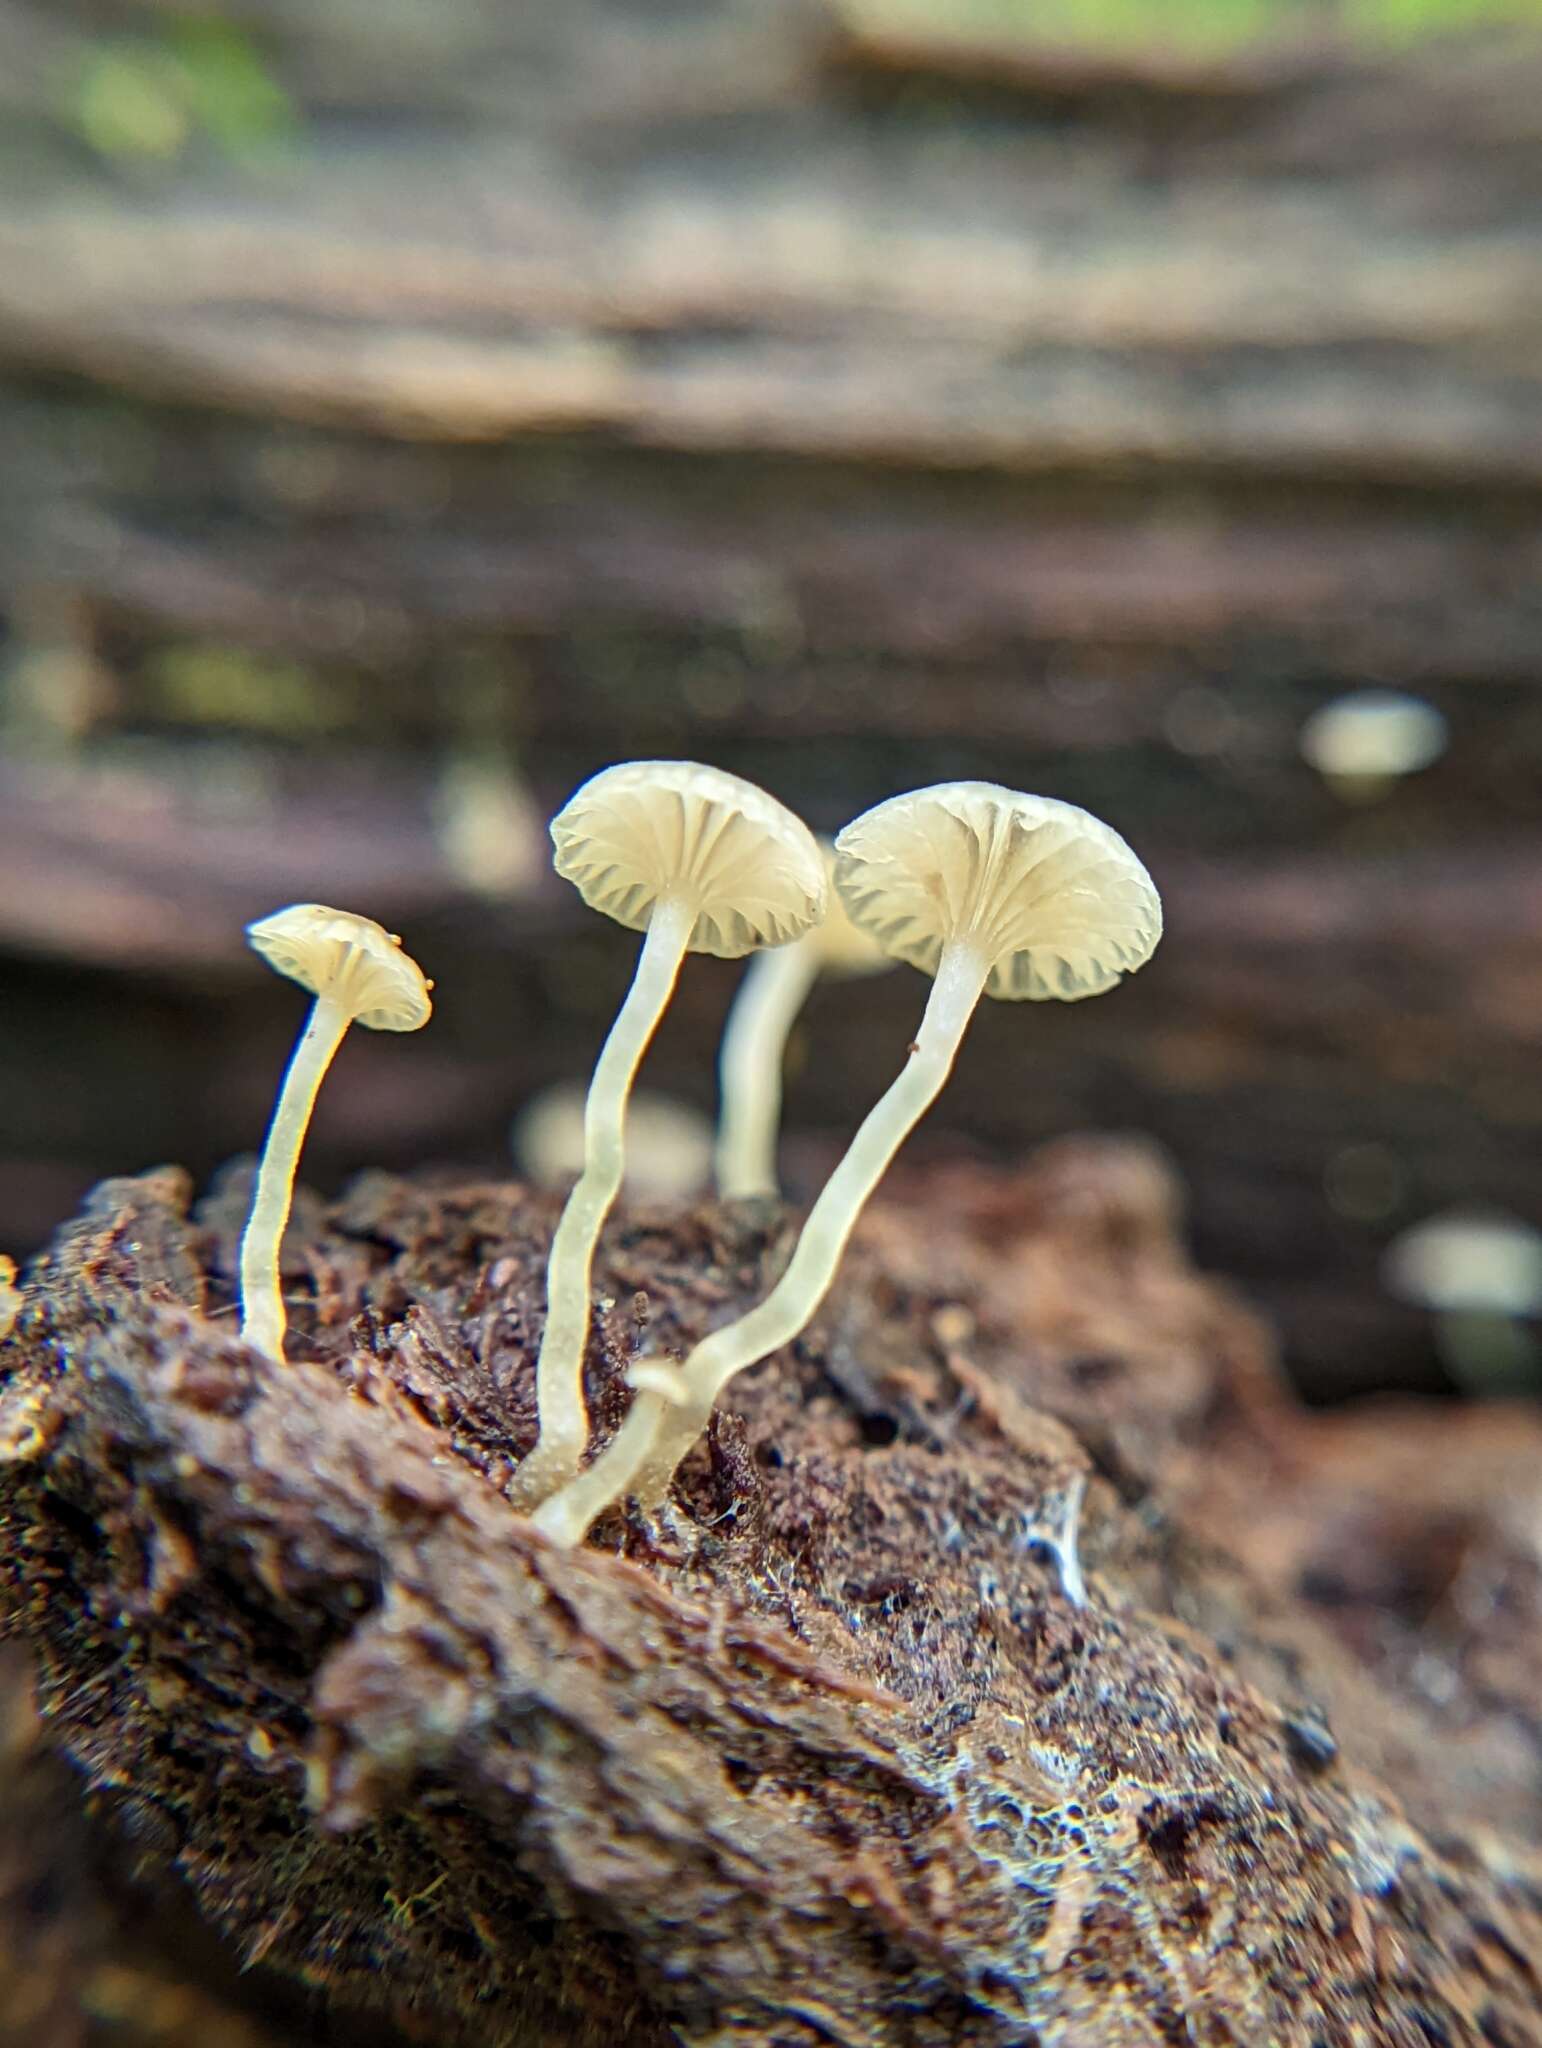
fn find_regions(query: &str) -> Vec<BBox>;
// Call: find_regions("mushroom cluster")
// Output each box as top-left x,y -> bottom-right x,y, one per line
228,764 -> 1161,1553
531,779 -> 1161,1545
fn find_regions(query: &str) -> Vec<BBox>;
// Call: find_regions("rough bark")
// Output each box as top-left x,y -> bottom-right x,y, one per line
2,1156 -> 1540,2045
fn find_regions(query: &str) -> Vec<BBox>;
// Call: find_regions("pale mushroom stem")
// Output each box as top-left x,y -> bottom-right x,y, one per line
714,941 -> 821,1201
529,1384 -> 673,1547
512,893 -> 697,1509
239,994 -> 353,1359
531,938 -> 990,1545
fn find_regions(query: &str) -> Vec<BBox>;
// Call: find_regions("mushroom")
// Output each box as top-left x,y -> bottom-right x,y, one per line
714,842 -> 891,1201
531,781 -> 1160,1545
0,1256 -> 20,1341
1299,690 -> 1447,804
514,1082 -> 712,1203
511,760 -> 826,1509
239,904 -> 433,1359
1383,1208 -> 1542,1394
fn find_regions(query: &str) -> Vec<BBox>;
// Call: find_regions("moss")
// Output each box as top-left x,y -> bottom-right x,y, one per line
842,0 -> 1542,50
61,22 -> 296,170
146,643 -> 342,737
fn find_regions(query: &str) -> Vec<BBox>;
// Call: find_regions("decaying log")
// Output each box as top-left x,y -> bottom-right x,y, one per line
0,1644 -> 413,2048
2,1155 -> 1541,2045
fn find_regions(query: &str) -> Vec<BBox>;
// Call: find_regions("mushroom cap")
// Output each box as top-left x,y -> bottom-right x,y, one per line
834,782 -> 1160,1001
513,1082 -> 711,1200
551,760 -> 826,959
1383,1210 -> 1542,1318
1299,691 -> 1448,781
246,904 -> 433,1031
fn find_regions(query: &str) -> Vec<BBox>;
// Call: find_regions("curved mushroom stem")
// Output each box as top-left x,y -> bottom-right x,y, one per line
529,1385 -> 673,1546
239,993 -> 353,1359
533,939 -> 990,1544
512,893 -> 696,1509
714,940 -> 821,1201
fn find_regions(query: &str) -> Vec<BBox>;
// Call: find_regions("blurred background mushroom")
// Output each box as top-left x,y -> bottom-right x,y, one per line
714,841 -> 892,1201
0,0 -> 1538,1418
513,1083 -> 713,1204
1383,1209 -> 1542,1395
1298,690 -> 1450,805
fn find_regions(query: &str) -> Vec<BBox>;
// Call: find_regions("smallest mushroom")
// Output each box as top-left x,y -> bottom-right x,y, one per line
514,1082 -> 712,1203
1384,1209 -> 1542,1395
714,842 -> 892,1202
239,904 -> 433,1360
1299,690 -> 1447,805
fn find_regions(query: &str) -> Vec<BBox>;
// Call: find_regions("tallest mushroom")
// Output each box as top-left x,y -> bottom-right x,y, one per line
511,760 -> 826,1509
533,781 -> 1161,1543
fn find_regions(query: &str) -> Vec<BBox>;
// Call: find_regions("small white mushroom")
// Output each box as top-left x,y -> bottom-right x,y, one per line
511,761 -> 826,1509
0,1256 -> 21,1341
1384,1209 -> 1542,1393
714,843 -> 891,1201
1384,1211 -> 1542,1318
1299,690 -> 1447,804
435,753 -> 544,900
533,782 -> 1160,1545
239,904 -> 432,1359
513,1082 -> 712,1202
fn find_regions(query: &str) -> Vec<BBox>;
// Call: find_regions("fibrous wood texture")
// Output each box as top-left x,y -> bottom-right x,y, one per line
2,1156 -> 1541,2045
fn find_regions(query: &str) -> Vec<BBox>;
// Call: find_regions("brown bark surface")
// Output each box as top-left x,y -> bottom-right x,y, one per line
2,1156 -> 1540,2045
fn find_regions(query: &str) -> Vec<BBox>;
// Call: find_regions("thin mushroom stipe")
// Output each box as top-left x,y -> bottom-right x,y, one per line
238,905 -> 432,1360
531,782 -> 1161,1547
510,760 -> 826,1510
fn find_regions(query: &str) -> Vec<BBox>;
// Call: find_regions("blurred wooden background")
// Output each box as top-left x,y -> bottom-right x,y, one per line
0,0 -> 1539,1402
